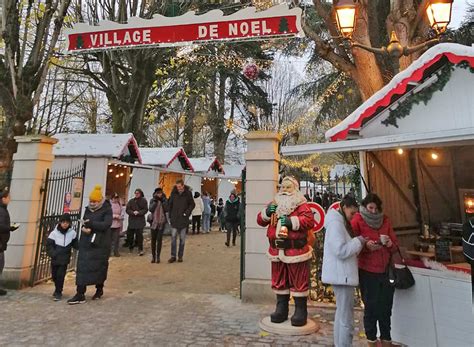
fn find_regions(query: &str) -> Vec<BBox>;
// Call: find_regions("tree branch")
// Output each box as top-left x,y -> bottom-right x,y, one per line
303,23 -> 356,75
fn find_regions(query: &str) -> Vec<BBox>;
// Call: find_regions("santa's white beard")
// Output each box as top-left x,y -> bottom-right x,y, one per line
275,191 -> 306,216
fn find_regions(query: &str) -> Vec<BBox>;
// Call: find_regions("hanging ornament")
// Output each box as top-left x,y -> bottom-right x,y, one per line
243,62 -> 259,80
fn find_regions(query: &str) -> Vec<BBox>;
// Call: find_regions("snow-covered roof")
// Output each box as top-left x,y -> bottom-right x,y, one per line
326,43 -> 474,142
53,133 -> 142,163
330,164 -> 356,180
221,164 -> 245,179
139,147 -> 194,171
189,157 -> 224,174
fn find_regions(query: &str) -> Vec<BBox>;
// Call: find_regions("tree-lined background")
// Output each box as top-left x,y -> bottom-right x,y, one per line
0,0 -> 472,186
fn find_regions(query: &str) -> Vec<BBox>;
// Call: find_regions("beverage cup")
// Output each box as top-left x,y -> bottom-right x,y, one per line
380,234 -> 390,246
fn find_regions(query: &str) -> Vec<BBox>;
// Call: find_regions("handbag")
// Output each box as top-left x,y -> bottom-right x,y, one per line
387,247 -> 415,289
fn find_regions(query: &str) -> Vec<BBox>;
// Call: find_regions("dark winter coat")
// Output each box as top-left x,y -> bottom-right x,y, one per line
168,186 -> 195,229
149,195 -> 169,215
0,203 -> 13,252
149,195 -> 169,229
224,198 -> 241,224
126,196 -> 148,229
46,225 -> 78,266
76,201 -> 113,286
462,220 -> 474,264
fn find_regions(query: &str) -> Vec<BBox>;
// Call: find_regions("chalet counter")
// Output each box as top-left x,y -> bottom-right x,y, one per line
391,267 -> 473,347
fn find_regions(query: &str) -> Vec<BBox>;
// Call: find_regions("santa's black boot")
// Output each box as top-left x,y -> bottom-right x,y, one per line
291,296 -> 308,327
270,294 -> 290,323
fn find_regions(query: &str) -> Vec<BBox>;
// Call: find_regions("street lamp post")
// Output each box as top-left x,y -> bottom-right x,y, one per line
334,0 -> 454,74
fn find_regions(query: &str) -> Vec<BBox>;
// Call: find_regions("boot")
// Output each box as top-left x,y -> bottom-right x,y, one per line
291,296 -> 308,327
270,294 -> 290,323
381,340 -> 393,347
92,288 -> 103,300
367,340 -> 378,347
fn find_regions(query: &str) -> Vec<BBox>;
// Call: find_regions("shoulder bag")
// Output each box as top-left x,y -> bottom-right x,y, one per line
388,247 -> 415,290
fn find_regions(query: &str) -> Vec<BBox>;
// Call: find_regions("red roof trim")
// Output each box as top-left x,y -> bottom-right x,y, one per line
210,158 -> 225,174
121,135 -> 142,164
166,148 -> 195,172
330,52 -> 474,142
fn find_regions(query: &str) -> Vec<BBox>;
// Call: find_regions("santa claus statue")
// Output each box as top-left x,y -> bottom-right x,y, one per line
257,176 -> 315,326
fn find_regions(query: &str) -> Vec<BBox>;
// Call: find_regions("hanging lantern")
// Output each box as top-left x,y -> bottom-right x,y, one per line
243,62 -> 259,80
426,0 -> 453,34
334,0 -> 357,38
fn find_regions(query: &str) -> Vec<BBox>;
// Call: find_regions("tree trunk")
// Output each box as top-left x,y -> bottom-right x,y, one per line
208,72 -> 230,162
352,2 -> 386,100
0,101 -> 34,186
183,94 -> 197,156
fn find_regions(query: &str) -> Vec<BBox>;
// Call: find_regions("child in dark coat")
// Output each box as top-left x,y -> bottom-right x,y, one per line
46,214 -> 77,301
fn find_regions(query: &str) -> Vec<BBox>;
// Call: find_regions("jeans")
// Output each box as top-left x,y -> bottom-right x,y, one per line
110,228 -> 121,256
52,264 -> 68,293
226,222 -> 239,245
151,227 -> 164,261
171,227 -> 187,259
333,285 -> 355,347
202,213 -> 211,233
359,269 -> 395,341
192,215 -> 201,234
126,228 -> 144,251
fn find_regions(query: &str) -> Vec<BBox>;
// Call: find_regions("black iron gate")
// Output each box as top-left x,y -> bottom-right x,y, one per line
31,160 -> 87,286
239,168 -> 246,297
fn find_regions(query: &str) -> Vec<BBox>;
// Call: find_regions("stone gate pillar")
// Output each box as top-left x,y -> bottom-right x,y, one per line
3,135 -> 57,288
242,131 -> 281,303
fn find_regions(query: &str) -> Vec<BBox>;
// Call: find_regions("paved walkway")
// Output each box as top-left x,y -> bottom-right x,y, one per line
1,228 -> 368,346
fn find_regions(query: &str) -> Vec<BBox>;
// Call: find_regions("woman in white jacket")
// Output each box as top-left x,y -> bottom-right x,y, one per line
191,192 -> 204,234
322,196 -> 366,347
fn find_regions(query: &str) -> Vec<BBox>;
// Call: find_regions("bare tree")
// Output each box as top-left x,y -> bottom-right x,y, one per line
0,0 -> 72,185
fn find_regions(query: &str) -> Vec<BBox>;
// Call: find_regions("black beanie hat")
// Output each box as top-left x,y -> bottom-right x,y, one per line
59,213 -> 72,224
154,187 -> 163,194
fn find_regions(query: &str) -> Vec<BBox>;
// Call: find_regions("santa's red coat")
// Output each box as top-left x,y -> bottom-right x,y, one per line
257,203 -> 315,262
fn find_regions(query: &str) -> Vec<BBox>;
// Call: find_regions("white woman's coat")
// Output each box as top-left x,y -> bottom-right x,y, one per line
322,209 -> 364,286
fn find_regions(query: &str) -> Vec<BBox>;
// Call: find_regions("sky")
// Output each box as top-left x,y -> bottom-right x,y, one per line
450,0 -> 471,28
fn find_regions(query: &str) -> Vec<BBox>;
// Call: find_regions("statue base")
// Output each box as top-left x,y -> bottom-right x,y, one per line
259,316 -> 320,336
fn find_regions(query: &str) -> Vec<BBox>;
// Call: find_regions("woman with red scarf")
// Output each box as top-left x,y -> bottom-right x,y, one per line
351,193 -> 398,347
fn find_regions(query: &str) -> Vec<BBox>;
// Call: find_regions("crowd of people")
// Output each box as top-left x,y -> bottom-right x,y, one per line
0,179 -> 242,303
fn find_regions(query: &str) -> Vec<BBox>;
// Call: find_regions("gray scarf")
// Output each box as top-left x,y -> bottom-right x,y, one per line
360,206 -> 384,230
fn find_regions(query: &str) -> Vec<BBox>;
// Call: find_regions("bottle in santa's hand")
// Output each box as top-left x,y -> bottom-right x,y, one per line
279,226 -> 289,238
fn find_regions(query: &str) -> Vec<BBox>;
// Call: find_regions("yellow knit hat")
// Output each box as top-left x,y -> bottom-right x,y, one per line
89,185 -> 103,202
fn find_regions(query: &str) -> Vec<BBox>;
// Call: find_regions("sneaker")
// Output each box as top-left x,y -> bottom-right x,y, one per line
53,292 -> 62,301
168,257 -> 176,263
178,258 -> 183,263
139,251 -> 144,256
225,242 -> 229,247
0,288 -> 7,296
67,294 -> 86,305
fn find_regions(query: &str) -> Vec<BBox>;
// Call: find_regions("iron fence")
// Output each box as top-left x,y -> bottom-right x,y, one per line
31,160 -> 86,286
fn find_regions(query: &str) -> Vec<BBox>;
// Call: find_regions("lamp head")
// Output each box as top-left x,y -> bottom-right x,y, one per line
426,0 -> 453,34
334,0 -> 357,39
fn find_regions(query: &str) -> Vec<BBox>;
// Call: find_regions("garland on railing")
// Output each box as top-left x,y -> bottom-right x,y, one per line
382,61 -> 474,128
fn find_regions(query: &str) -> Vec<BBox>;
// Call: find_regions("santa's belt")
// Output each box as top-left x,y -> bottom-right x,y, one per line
271,238 -> 307,250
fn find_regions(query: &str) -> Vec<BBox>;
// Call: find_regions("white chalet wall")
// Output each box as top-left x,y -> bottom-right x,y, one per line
361,67 -> 474,138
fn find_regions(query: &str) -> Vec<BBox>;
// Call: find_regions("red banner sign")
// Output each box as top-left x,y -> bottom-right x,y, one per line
65,5 -> 303,53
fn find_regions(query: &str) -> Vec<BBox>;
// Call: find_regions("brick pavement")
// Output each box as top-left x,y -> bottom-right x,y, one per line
0,229 -> 368,346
